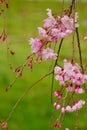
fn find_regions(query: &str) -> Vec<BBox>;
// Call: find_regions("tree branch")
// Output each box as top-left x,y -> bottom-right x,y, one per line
76,28 -> 84,73
5,71 -> 53,122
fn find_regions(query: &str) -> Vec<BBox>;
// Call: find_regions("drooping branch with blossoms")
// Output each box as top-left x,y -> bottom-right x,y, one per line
0,0 -> 87,130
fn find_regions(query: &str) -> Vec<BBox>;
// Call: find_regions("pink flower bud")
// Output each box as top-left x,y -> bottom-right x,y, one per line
58,94 -> 62,99
75,88 -> 84,94
53,102 -> 57,107
54,90 -> 60,97
66,105 -> 72,112
56,104 -> 60,110
53,102 -> 60,110
61,107 -> 65,113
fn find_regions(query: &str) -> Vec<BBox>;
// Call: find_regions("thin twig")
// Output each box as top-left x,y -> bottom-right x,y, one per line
55,38 -> 64,66
72,0 -> 76,62
2,1 -> 13,70
5,71 -> 53,122
51,38 -> 64,103
69,0 -> 75,17
51,72 -> 55,104
76,28 -> 84,73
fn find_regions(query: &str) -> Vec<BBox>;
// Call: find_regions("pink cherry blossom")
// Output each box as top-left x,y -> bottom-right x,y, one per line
55,75 -> 65,86
54,59 -> 87,87
61,15 -> 74,30
54,66 -> 61,74
61,106 -> 65,113
53,102 -> 61,110
38,27 -> 48,38
44,18 -> 56,30
72,105 -> 77,111
44,9 -> 56,30
54,90 -> 60,97
56,104 -> 61,110
72,100 -> 85,111
66,105 -> 72,112
41,48 -> 57,61
53,102 -> 57,107
50,28 -> 60,42
29,38 -> 43,54
75,88 -> 84,94
66,86 -> 75,92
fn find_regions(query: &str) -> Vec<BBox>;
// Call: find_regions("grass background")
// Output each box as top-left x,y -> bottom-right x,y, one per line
0,0 -> 87,130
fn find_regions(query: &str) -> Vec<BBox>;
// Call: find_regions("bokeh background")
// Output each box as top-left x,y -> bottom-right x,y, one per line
0,0 -> 87,130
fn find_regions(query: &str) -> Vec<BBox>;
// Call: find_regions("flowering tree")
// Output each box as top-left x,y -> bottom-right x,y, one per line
0,0 -> 87,130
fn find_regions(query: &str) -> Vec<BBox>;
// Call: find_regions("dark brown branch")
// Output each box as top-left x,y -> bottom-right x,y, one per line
76,28 -> 84,73
51,38 -> 64,104
69,0 -> 75,17
55,38 -> 64,66
72,0 -> 76,62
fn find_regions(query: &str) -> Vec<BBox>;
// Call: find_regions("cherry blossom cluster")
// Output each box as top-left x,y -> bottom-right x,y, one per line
29,9 -> 79,61
53,59 -> 87,113
54,100 -> 85,113
54,59 -> 87,92
65,100 -> 85,112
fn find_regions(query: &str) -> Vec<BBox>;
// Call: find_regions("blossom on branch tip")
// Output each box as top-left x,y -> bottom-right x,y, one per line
44,9 -> 57,30
65,100 -> 85,112
61,106 -> 65,113
75,88 -> 84,94
29,38 -> 43,54
38,27 -> 48,38
71,100 -> 85,112
29,9 -> 79,62
65,105 -> 72,112
54,66 -> 61,74
66,86 -> 75,92
53,102 -> 61,110
54,59 -> 87,87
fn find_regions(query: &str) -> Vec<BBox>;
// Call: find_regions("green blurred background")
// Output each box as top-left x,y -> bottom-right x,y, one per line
0,0 -> 87,130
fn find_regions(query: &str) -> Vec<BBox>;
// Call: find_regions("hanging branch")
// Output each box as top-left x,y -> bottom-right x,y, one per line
76,28 -> 84,73
69,0 -> 75,17
5,71 -> 53,122
72,0 -> 76,62
51,38 -> 64,103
